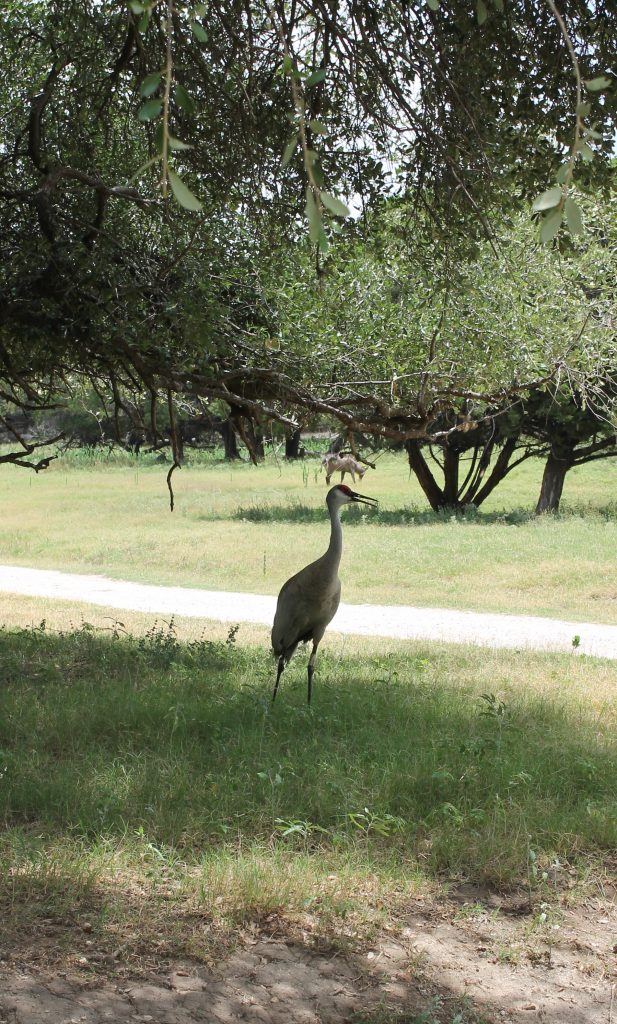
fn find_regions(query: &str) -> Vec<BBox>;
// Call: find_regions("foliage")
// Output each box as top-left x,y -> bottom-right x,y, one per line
263,200 -> 617,445
0,1 -> 615,471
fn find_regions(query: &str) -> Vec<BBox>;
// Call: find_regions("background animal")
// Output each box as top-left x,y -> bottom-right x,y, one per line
322,452 -> 368,485
271,484 -> 377,702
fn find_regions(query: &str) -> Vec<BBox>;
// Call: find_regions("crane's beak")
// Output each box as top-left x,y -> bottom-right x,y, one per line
350,491 -> 378,506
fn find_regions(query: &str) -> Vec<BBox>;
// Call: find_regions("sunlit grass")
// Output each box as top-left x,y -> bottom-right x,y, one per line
2,450 -> 617,622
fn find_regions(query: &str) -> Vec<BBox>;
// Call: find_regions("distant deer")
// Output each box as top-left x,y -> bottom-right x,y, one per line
322,452 -> 368,485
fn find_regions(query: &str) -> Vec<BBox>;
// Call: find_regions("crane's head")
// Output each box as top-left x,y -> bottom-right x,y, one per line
328,484 -> 378,508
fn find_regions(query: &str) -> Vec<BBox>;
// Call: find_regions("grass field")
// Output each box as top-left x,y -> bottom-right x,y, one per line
1,608 -> 615,974
1,449 -> 616,1002
2,447 -> 617,622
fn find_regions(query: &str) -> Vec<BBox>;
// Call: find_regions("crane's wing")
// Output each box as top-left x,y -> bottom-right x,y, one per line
271,560 -> 341,658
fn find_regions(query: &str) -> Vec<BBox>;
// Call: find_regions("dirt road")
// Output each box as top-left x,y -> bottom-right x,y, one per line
2,563 -> 617,659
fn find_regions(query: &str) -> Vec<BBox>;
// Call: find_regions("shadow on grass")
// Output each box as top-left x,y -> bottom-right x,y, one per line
0,624 -> 616,1015
1,623 -> 615,882
225,501 -> 617,527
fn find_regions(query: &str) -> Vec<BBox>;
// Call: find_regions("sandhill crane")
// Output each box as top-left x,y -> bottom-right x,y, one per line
271,483 -> 378,703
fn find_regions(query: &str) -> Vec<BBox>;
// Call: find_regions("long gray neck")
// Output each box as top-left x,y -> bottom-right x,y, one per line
325,501 -> 343,570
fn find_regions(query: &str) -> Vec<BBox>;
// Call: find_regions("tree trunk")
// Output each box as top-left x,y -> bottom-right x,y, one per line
285,427 -> 302,459
244,419 -> 265,461
442,446 -> 459,507
471,437 -> 519,507
535,451 -> 573,513
405,439 -> 446,511
220,419 -> 240,460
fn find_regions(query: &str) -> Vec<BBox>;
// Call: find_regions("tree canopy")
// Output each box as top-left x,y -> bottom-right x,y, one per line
1,0 -> 616,469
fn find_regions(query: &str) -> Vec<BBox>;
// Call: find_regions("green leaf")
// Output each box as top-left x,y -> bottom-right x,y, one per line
154,122 -> 164,151
305,187 -> 322,243
564,197 -> 583,236
582,127 -> 603,141
281,136 -> 298,167
539,206 -> 562,244
309,118 -> 328,135
321,191 -> 350,218
304,148 -> 318,166
492,0 -> 504,9
192,3 -> 208,14
306,68 -> 327,88
129,1 -> 146,12
138,10 -> 150,31
476,0 -> 488,25
555,163 -> 570,186
174,84 -> 195,114
140,72 -> 162,97
317,225 -> 329,253
584,76 -> 612,92
128,156 -> 160,183
167,169 -> 202,211
168,135 -> 193,151
137,99 -> 162,121
576,101 -> 591,116
426,0 -> 440,9
311,162 -> 325,188
531,187 -> 562,212
282,54 -> 294,74
191,22 -> 208,42
578,141 -> 594,162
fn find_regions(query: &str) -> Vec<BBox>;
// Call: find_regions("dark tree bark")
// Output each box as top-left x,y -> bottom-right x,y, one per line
535,450 -> 573,513
174,429 -> 185,464
471,437 -> 521,507
285,427 -> 302,459
405,439 -> 447,511
406,435 -> 527,512
442,446 -> 459,507
220,419 -> 240,460
244,418 -> 265,461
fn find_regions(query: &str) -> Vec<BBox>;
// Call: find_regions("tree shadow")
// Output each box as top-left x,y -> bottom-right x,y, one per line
1,625 -> 614,868
0,867 -> 610,1024
225,501 -> 617,527
0,625 -> 615,1019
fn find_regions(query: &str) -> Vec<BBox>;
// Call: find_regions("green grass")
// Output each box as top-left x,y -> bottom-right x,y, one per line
2,447 -> 615,991
0,616 -> 615,978
1,621 -> 615,886
2,449 -> 617,622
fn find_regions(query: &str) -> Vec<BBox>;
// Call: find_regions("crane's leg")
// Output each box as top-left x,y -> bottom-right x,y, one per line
307,642 -> 319,704
272,656 -> 285,702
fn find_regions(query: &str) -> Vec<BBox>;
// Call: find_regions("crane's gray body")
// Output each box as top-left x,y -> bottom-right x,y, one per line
270,484 -> 376,703
271,549 -> 342,664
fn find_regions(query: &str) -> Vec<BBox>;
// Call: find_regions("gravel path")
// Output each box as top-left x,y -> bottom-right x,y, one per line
2,563 -> 617,659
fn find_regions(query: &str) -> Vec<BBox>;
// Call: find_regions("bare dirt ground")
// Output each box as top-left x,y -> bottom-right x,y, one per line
1,886 -> 615,1024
